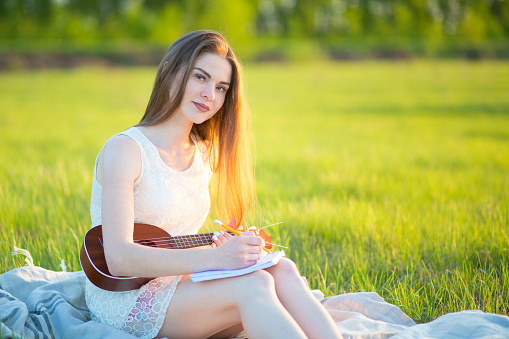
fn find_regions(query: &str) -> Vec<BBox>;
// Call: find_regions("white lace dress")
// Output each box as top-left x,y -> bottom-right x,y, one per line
85,127 -> 213,338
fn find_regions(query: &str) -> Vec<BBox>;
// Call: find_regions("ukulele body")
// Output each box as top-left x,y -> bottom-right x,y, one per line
80,223 -> 171,292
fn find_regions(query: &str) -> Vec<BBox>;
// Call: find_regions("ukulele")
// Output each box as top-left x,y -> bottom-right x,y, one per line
79,223 -> 272,292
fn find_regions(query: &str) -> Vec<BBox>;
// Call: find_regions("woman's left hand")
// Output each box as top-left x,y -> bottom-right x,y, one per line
211,230 -> 232,247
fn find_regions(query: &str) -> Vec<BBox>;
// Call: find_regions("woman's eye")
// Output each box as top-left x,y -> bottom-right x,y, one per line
195,74 -> 206,81
216,86 -> 227,92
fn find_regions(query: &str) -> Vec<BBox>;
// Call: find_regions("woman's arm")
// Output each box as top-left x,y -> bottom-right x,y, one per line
98,135 -> 263,278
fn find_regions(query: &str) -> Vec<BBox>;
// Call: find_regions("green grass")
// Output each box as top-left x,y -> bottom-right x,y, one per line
1,60 -> 508,323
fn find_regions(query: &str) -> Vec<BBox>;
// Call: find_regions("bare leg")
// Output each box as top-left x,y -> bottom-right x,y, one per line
265,258 -> 343,339
157,270 -> 307,339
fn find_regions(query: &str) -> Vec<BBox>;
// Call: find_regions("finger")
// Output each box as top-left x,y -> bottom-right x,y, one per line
211,232 -> 222,247
247,246 -> 263,255
242,255 -> 260,266
242,235 -> 263,246
247,252 -> 262,262
216,231 -> 228,244
212,231 -> 227,245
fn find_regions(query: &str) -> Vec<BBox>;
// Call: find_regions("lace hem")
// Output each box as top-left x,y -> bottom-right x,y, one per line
124,276 -> 182,338
86,276 -> 182,339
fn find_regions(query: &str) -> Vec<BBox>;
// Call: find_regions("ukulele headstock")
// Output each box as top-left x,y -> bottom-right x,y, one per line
255,229 -> 272,249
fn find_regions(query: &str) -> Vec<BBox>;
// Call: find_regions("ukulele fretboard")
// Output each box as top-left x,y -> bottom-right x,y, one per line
167,231 -> 234,249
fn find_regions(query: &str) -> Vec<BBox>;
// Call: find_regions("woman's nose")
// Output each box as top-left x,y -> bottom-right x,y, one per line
201,84 -> 215,101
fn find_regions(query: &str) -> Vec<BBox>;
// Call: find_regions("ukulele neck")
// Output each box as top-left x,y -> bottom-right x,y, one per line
167,231 -> 234,249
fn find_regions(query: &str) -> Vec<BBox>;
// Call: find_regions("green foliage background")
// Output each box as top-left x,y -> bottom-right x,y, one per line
1,0 -> 509,60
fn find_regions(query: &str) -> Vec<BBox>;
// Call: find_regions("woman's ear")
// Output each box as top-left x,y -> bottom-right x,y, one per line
163,61 -> 168,68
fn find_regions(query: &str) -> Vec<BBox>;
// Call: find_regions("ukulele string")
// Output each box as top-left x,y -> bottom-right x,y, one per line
264,241 -> 288,249
241,221 -> 283,231
241,221 -> 287,248
257,221 -> 284,230
128,232 -> 236,247
131,235 -> 212,245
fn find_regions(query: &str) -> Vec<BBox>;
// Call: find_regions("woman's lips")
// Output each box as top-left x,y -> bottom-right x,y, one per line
193,102 -> 210,112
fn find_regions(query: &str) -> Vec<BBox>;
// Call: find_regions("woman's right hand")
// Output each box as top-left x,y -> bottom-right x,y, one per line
213,231 -> 264,270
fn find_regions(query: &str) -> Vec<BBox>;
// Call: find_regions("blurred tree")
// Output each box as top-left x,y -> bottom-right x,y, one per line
0,0 -> 508,59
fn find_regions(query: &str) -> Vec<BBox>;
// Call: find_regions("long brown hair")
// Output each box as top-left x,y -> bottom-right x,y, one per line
138,30 -> 254,227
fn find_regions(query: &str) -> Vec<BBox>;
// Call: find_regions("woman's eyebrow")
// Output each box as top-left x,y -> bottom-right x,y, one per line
194,67 -> 230,85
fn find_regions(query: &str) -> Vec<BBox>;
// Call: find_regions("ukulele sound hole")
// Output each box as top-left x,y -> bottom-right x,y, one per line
137,239 -> 157,247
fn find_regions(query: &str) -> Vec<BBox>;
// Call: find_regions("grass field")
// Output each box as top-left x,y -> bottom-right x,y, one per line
1,60 -> 508,323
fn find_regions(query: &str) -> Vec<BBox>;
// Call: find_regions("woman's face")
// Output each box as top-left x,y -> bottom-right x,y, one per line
177,52 -> 232,125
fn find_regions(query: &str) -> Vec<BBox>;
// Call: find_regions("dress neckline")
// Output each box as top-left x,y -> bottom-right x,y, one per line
132,126 -> 197,173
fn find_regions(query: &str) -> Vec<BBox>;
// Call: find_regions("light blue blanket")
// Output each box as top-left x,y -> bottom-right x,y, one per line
1,265 -> 508,339
0,266 -> 135,338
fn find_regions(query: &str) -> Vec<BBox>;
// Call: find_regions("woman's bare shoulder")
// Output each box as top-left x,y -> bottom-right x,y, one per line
103,134 -> 140,154
98,134 -> 142,184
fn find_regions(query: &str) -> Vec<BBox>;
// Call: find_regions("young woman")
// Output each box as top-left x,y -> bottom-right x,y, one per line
85,30 -> 343,339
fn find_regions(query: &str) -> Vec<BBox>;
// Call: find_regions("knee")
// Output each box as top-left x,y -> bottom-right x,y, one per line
268,257 -> 307,286
247,269 -> 276,292
233,270 -> 276,299
239,270 -> 276,294
273,257 -> 299,277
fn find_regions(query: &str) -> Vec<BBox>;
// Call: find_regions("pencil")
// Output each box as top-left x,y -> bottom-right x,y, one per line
220,223 -> 243,236
214,219 -> 270,252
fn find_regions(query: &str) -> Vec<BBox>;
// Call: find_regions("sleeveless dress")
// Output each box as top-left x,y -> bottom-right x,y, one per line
85,127 -> 213,338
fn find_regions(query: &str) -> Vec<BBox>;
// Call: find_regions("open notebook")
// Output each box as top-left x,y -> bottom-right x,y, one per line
190,250 -> 286,282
